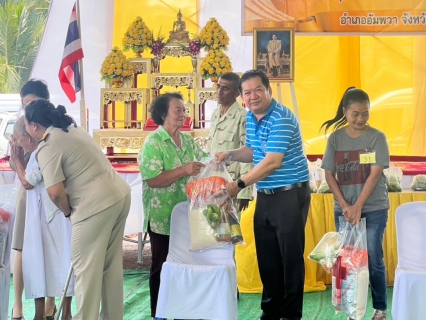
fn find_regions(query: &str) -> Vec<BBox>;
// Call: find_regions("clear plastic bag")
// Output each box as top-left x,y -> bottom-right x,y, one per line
215,189 -> 244,246
186,157 -> 229,207
410,174 -> 426,191
308,161 -> 317,193
317,179 -> 331,194
384,167 -> 403,192
332,217 -> 369,320
308,158 -> 324,193
308,232 -> 342,273
187,158 -> 243,251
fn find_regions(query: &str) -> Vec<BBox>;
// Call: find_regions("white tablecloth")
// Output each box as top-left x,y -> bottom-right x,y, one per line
0,170 -> 418,236
0,170 -> 15,185
120,173 -> 144,235
0,171 -> 145,235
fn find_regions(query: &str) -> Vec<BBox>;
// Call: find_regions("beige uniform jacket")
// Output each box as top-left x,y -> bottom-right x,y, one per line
207,101 -> 253,200
268,39 -> 281,67
36,125 -> 131,224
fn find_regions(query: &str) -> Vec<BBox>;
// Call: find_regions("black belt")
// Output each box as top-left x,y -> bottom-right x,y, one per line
257,181 -> 309,195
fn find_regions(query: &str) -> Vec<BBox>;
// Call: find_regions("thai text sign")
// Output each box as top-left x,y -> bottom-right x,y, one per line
242,0 -> 426,34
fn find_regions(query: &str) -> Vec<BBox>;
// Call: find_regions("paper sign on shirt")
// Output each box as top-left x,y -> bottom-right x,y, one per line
359,150 -> 376,164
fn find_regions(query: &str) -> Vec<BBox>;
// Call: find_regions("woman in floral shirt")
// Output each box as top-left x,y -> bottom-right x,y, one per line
138,92 -> 207,320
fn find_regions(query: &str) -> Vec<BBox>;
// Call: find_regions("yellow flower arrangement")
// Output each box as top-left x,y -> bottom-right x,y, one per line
100,47 -> 134,83
199,18 -> 230,51
122,16 -> 153,55
200,49 -> 233,81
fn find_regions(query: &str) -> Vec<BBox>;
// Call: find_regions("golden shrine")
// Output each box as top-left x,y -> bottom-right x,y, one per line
93,13 -> 217,159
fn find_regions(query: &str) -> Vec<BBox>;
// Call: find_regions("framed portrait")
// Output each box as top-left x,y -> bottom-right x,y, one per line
253,28 -> 295,82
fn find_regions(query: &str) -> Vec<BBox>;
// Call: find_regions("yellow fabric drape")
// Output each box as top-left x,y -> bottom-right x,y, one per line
236,192 -> 426,293
411,37 -> 426,155
294,35 -> 426,156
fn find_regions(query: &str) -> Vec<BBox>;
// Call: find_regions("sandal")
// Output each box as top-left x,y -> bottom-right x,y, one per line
11,308 -> 25,320
12,317 -> 25,320
46,306 -> 57,320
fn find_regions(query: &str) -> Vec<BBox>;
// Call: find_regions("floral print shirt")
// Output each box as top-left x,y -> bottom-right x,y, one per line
138,126 -> 207,235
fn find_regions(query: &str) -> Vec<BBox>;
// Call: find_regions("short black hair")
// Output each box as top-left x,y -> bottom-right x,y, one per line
20,79 -> 50,101
239,70 -> 270,93
219,72 -> 240,91
150,92 -> 184,126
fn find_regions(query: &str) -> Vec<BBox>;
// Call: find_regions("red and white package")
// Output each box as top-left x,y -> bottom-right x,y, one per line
332,218 -> 369,320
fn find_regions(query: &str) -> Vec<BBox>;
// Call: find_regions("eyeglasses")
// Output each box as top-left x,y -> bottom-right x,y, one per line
4,132 -> 27,144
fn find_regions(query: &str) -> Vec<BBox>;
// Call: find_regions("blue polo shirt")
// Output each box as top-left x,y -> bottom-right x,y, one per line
245,98 -> 310,190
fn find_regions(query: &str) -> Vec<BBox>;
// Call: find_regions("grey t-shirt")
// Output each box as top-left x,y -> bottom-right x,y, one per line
321,126 -> 390,213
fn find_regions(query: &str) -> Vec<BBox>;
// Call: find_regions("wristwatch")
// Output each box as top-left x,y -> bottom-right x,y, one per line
237,179 -> 246,189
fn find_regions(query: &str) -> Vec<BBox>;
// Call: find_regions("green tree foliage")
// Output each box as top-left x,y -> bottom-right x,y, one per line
0,0 -> 50,93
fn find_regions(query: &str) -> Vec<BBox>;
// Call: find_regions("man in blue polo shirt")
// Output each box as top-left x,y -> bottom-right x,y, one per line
216,70 -> 311,320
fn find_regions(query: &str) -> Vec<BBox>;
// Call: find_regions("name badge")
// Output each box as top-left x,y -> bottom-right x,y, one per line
359,151 -> 376,164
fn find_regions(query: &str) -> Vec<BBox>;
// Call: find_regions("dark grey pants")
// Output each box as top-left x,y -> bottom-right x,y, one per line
148,224 -> 170,318
254,185 -> 311,320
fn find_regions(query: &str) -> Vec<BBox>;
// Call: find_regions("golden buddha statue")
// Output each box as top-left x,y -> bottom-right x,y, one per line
167,9 -> 190,43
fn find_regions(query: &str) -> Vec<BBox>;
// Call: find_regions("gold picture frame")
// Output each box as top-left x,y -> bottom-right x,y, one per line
253,28 -> 295,82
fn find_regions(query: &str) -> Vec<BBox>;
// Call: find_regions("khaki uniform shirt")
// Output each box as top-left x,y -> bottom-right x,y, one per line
207,101 -> 253,200
36,126 -> 131,224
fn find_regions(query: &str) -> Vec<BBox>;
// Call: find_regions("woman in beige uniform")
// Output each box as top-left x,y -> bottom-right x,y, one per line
23,99 -> 131,320
10,79 -> 62,320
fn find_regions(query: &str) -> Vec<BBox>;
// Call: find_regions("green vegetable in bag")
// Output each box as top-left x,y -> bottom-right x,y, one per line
387,182 -> 402,192
411,174 -> 426,191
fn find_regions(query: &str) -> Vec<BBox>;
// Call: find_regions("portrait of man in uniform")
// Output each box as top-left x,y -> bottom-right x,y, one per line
253,28 -> 295,82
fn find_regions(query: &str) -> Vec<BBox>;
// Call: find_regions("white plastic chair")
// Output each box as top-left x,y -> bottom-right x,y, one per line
392,201 -> 426,320
122,174 -> 149,265
156,201 -> 238,320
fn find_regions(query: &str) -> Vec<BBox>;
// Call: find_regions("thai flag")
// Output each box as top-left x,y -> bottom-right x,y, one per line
58,3 -> 84,103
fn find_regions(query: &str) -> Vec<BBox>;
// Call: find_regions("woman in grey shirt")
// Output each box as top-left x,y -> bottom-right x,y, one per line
321,87 -> 390,320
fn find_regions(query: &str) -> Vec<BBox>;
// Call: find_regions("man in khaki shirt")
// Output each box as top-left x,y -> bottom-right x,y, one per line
207,72 -> 253,211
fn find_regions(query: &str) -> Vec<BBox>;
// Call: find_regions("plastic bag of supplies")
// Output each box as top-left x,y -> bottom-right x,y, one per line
308,158 -> 325,193
187,158 -> 243,251
186,157 -> 227,202
308,232 -> 342,273
317,179 -> 332,194
410,174 -> 426,191
384,167 -> 403,192
332,217 -> 369,320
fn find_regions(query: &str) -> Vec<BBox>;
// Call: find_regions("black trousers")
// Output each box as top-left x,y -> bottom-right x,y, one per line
272,66 -> 278,77
254,184 -> 311,320
148,223 -> 170,318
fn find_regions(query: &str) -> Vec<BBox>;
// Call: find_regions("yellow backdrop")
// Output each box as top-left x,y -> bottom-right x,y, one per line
113,1 -> 426,156
293,35 -> 426,156
113,1 -> 198,94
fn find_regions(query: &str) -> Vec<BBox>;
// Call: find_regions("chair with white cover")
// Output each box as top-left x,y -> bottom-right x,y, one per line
155,201 -> 238,320
392,201 -> 426,320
